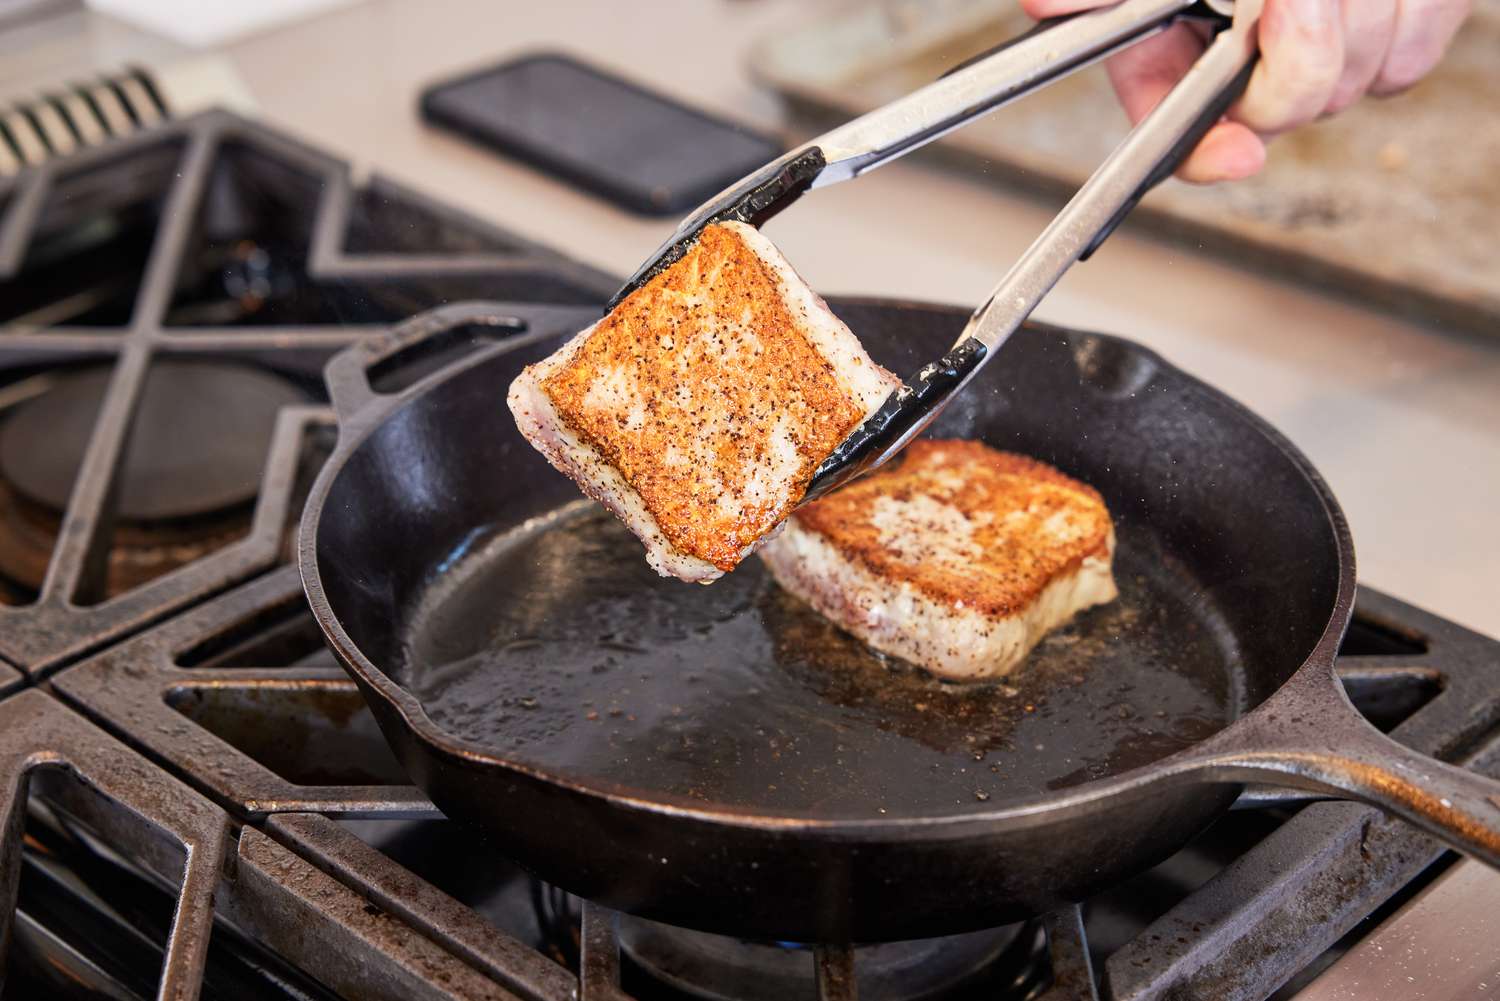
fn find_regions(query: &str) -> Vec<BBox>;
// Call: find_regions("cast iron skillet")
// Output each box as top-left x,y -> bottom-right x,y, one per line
300,299 -> 1500,943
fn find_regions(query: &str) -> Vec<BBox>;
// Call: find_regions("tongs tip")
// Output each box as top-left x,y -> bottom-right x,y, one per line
802,337 -> 988,505
605,147 -> 830,313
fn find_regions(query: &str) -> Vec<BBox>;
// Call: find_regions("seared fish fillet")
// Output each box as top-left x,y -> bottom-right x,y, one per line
507,221 -> 898,583
759,440 -> 1117,680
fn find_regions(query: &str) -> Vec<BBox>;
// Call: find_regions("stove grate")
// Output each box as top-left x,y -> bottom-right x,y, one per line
0,109 -> 614,677
0,687 -> 548,1000
48,574 -> 1500,1001
6,110 -> 1500,1001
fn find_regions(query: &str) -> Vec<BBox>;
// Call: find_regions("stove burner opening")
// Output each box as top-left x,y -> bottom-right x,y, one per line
616,914 -> 1048,1001
0,359 -> 311,600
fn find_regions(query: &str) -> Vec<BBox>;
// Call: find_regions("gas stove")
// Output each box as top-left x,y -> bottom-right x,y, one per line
1,110 -> 1498,1001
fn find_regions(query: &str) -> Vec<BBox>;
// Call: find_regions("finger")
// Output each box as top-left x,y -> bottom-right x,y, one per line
1018,0 -> 1112,17
1103,22 -> 1204,124
1325,0 -> 1398,114
1178,121 -> 1267,183
1102,25 -> 1263,182
1233,0 -> 1345,135
1370,0 -> 1471,96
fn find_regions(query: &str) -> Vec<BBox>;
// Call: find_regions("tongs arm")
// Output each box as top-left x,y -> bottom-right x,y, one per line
809,0 -> 1207,186
804,0 -> 1261,502
607,0 -> 1215,310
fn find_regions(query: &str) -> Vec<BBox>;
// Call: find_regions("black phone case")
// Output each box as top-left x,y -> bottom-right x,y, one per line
420,53 -> 782,216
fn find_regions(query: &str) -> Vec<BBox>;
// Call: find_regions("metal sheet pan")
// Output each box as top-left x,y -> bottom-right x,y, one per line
749,0 -> 1500,335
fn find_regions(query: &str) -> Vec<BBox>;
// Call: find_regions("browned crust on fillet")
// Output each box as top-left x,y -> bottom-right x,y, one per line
541,224 -> 872,571
790,439 -> 1113,617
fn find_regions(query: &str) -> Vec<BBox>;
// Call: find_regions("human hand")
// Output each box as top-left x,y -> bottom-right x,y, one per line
1018,0 -> 1472,182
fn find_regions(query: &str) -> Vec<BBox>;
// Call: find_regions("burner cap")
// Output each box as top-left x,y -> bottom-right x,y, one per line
0,361 -> 308,522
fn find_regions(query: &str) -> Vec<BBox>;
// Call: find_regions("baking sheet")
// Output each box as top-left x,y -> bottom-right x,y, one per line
749,0 -> 1500,334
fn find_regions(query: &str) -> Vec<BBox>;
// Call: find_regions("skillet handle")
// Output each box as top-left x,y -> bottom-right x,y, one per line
1198,668 -> 1500,869
324,304 -> 528,422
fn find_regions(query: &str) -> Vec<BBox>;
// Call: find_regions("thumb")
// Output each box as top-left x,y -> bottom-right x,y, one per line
1019,0 -> 1116,17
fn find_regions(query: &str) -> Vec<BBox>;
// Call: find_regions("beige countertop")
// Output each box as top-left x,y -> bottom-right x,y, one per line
225,0 -> 1500,638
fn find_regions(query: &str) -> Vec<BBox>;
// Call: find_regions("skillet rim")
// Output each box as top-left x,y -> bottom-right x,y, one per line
298,296 -> 1357,837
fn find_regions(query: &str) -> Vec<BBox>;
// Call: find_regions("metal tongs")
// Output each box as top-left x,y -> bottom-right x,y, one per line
607,0 -> 1261,503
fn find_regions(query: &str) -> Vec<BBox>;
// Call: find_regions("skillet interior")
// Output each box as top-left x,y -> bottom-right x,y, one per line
316,299 -> 1341,822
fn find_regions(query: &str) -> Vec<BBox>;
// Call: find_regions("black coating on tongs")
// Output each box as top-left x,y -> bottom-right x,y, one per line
607,0 -> 1261,502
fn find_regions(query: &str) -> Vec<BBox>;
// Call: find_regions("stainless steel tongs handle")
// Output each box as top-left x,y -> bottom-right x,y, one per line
811,0 -> 1223,186
802,0 -> 1262,502
605,1 -> 1261,501
608,0 -> 1233,310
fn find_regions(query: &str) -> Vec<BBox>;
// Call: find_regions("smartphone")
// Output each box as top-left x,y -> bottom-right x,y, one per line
420,53 -> 782,216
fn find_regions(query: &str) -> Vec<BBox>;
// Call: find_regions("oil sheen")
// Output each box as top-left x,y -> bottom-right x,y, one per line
398,502 -> 1241,819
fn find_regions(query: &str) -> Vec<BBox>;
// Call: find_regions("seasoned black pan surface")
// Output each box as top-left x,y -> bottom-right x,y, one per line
303,299 -> 1500,942
401,502 -> 1239,816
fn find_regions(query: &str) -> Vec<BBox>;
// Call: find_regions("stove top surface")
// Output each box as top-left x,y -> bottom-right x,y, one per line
0,108 -> 1497,1001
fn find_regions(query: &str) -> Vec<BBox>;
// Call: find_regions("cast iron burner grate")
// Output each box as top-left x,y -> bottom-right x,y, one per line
0,108 -> 614,677
45,562 -> 1500,1000
0,111 -> 1496,1001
